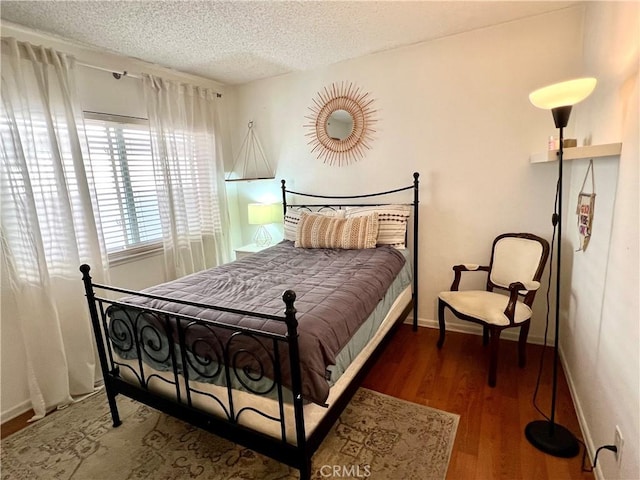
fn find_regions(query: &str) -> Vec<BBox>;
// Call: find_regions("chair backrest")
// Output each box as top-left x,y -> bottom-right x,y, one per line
487,233 -> 550,306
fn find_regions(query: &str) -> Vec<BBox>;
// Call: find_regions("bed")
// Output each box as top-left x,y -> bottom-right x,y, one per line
80,172 -> 420,479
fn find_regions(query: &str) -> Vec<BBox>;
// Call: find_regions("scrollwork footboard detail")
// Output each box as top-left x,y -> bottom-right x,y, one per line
81,266 -> 305,452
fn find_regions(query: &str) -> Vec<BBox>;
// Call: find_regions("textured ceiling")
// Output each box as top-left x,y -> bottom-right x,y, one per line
1,1 -> 578,85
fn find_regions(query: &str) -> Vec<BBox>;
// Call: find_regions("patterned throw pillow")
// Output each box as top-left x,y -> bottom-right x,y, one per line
283,209 -> 345,242
345,205 -> 411,249
295,212 -> 379,249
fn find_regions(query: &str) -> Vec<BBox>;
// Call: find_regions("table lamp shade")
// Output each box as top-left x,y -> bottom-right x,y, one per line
248,203 -> 281,225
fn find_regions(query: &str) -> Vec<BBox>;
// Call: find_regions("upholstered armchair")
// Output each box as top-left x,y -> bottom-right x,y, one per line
437,233 -> 550,387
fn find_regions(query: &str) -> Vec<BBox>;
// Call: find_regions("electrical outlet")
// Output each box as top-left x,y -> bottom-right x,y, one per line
614,425 -> 624,466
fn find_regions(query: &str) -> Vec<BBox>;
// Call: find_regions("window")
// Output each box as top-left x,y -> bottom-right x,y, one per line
84,112 -> 162,259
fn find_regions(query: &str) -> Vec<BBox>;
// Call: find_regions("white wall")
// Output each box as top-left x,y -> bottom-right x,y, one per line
561,3 -> 639,479
228,7 -> 585,343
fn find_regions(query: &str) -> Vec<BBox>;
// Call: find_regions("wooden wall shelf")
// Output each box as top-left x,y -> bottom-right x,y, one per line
530,142 -> 622,164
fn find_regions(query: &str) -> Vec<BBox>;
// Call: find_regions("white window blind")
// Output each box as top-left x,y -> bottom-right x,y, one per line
84,112 -> 162,256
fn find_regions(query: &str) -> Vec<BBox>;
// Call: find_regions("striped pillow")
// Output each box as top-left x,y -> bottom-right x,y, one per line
295,212 -> 379,249
283,209 -> 345,242
345,205 -> 411,249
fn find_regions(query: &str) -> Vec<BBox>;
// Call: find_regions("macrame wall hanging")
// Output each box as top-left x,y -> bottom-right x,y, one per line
226,121 -> 275,182
576,159 -> 596,252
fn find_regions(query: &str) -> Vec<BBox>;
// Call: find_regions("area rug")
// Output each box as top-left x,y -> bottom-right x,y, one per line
1,388 -> 458,480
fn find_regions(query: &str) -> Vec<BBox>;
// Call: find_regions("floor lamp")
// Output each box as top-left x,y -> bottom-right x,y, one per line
525,77 -> 597,457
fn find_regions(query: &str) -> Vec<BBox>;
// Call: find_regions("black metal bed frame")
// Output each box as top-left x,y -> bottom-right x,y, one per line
80,172 -> 420,480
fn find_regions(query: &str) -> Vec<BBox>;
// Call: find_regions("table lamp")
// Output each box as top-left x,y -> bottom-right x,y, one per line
248,203 -> 281,247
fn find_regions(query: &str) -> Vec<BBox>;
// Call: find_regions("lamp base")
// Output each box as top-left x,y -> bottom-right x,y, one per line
525,420 -> 580,458
254,226 -> 272,247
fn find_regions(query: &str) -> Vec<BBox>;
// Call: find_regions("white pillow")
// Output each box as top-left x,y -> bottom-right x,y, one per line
345,205 -> 411,249
283,208 -> 345,242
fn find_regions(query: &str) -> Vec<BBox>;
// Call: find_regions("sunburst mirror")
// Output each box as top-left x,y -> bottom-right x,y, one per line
304,82 -> 377,166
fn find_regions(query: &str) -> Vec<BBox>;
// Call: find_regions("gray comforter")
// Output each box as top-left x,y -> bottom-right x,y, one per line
114,241 -> 407,405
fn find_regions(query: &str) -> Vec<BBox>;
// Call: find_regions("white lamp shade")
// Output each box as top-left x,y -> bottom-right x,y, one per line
247,203 -> 281,225
529,77 -> 597,110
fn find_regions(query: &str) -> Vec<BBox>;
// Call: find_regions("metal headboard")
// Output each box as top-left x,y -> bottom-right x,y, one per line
280,172 -> 420,330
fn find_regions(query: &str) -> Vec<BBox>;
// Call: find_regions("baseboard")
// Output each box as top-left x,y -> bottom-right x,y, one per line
1,399 -> 31,425
559,349 -> 602,479
404,316 -> 551,346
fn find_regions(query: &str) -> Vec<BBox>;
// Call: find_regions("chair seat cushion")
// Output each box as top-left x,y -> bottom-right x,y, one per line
438,290 -> 532,326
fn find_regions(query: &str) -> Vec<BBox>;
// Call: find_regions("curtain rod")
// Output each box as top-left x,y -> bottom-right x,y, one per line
76,60 -> 223,98
0,29 -> 223,97
76,61 -> 139,79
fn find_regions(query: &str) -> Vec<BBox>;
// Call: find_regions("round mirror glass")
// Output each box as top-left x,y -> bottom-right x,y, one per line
325,109 -> 354,141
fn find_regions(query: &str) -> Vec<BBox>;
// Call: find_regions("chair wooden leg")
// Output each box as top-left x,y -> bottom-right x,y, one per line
518,321 -> 530,368
437,299 -> 446,349
482,326 -> 489,346
488,327 -> 501,387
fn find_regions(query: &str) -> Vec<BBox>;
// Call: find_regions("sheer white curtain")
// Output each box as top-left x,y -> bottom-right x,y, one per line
0,38 -> 108,419
142,75 -> 231,279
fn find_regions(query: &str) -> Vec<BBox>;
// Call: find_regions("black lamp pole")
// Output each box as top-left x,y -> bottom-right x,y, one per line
525,105 -> 580,458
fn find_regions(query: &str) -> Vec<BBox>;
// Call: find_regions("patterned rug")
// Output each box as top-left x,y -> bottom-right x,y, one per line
1,389 -> 458,480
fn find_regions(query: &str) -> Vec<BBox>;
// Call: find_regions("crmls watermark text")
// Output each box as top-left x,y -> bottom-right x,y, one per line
318,464 -> 372,478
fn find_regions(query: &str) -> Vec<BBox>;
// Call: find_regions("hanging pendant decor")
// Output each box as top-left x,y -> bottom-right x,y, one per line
226,121 -> 275,182
576,159 -> 596,252
304,82 -> 377,166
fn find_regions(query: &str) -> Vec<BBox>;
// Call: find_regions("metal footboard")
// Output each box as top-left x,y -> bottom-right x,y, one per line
80,265 -> 312,477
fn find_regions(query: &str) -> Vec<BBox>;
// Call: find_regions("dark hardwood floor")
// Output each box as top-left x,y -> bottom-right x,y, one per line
1,410 -> 34,440
2,325 -> 594,479
362,325 -> 593,480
